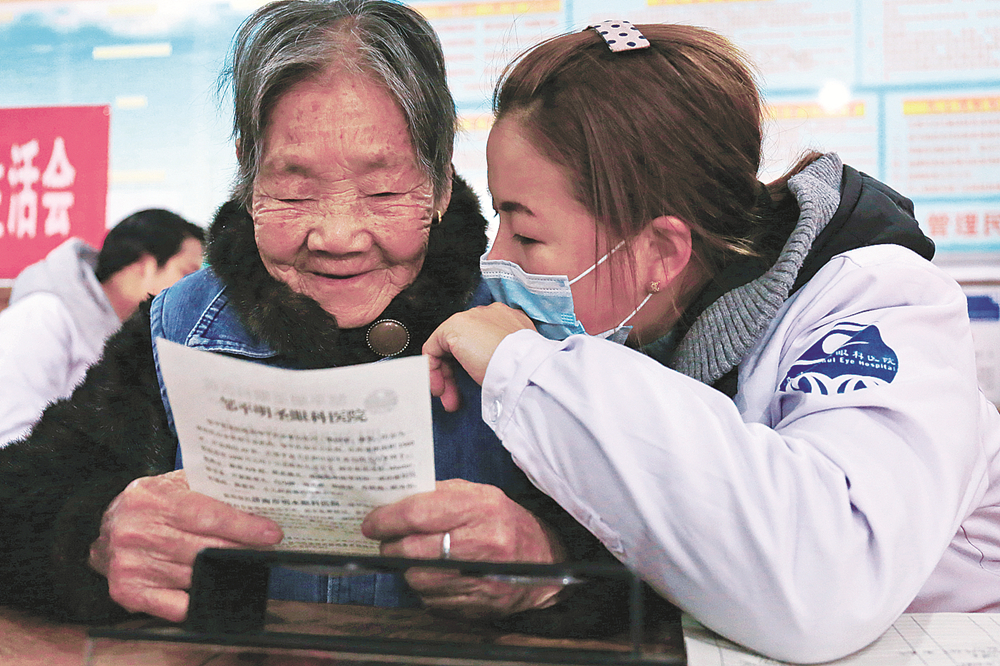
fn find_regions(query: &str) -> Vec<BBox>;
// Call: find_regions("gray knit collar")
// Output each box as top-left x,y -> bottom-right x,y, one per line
649,153 -> 844,384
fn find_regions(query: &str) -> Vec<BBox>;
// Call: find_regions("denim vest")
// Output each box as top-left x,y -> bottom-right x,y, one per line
150,268 -> 531,607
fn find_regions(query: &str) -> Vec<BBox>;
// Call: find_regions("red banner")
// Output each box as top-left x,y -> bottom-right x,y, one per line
0,105 -> 110,280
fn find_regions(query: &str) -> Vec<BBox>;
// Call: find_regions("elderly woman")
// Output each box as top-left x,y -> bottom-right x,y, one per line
0,0 -> 577,627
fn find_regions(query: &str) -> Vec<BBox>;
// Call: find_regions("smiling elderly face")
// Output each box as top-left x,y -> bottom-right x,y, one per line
251,65 -> 435,329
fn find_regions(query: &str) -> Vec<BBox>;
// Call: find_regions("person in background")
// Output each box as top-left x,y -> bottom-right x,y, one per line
364,21 -> 1000,663
0,209 -> 204,445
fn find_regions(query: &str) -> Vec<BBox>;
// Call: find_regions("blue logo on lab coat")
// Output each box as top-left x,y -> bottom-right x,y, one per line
779,323 -> 898,394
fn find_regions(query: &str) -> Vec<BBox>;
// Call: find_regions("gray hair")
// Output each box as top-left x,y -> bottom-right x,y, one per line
223,0 -> 457,208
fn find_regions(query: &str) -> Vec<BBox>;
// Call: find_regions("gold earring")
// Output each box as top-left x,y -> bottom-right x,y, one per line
430,210 -> 443,225
649,281 -> 661,293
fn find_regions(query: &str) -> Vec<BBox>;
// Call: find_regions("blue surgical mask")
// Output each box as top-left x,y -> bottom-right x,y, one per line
480,241 -> 651,342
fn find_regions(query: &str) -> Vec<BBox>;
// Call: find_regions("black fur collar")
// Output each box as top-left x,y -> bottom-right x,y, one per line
206,174 -> 488,369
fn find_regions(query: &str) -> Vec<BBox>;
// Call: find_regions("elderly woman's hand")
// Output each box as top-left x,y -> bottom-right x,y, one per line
88,469 -> 283,622
361,478 -> 565,619
422,303 -> 535,412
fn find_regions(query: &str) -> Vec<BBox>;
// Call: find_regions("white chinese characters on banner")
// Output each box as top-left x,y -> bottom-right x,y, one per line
2,137 -> 77,240
0,105 -> 108,281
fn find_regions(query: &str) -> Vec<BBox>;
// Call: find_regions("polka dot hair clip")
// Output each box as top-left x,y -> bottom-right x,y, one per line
587,20 -> 649,52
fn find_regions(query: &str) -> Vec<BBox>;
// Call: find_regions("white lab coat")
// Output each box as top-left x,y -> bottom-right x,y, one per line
482,244 -> 1000,663
0,239 -> 120,445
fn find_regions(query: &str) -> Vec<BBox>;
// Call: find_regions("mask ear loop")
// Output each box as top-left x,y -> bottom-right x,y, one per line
615,291 -> 653,329
581,238 -> 658,331
570,239 -> 641,335
568,239 -> 627,285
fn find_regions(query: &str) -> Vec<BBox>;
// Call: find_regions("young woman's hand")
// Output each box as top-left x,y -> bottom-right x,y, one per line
422,303 -> 535,411
361,478 -> 565,618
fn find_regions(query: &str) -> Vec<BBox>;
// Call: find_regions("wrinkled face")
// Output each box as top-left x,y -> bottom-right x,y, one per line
251,67 -> 434,329
486,116 -> 646,336
145,236 -> 204,296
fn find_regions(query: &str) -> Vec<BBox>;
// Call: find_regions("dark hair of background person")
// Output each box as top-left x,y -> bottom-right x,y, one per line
94,209 -> 205,283
222,0 -> 457,208
492,23 -> 820,285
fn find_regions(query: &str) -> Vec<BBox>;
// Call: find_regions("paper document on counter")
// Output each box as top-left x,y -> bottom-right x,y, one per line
156,338 -> 435,555
683,612 -> 1000,665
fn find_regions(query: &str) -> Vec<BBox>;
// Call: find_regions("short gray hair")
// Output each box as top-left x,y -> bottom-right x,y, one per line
223,0 -> 456,208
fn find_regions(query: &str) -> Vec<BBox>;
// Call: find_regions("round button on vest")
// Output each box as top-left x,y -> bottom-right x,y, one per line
366,319 -> 409,357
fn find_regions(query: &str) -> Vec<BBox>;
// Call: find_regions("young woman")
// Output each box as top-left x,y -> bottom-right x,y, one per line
367,21 -> 1000,663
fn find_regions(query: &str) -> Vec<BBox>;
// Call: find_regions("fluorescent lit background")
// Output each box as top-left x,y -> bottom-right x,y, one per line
1,0 -> 999,263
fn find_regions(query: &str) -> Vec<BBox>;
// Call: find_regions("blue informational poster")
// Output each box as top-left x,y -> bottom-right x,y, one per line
965,286 -> 1000,403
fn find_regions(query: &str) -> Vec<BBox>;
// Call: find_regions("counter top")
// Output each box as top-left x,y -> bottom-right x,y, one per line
1,600 -> 685,666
